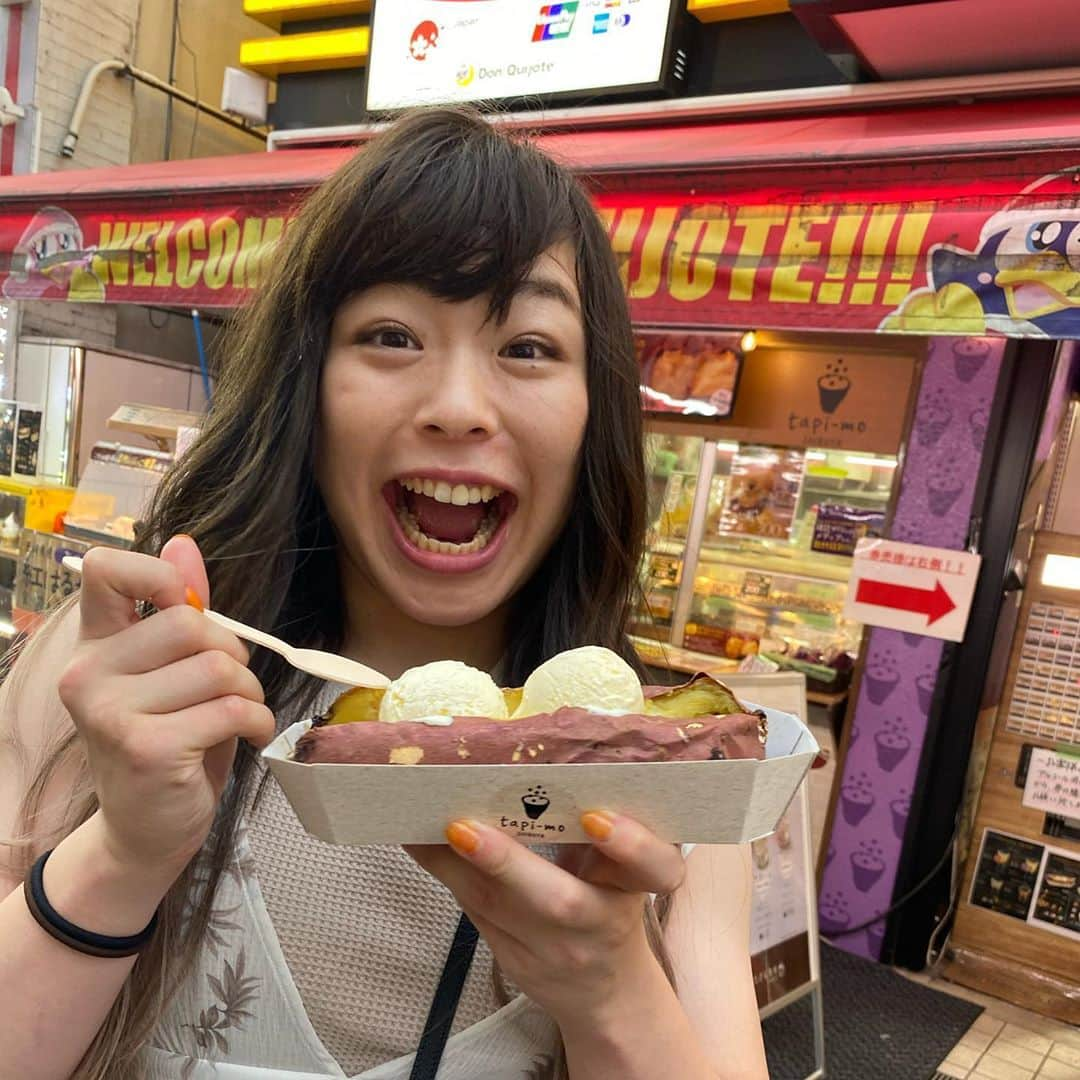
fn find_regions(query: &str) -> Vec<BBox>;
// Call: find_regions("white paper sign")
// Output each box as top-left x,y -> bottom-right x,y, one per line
1023,747 -> 1080,820
844,538 -> 981,642
367,0 -> 677,110
750,785 -> 810,954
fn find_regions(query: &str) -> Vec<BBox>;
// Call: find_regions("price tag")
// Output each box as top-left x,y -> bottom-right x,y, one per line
742,572 -> 772,599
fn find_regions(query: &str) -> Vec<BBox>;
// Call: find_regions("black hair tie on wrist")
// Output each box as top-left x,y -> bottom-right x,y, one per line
23,849 -> 159,959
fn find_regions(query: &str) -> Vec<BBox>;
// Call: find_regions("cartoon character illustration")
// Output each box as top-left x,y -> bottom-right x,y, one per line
882,170 -> 1080,337
3,206 -> 105,302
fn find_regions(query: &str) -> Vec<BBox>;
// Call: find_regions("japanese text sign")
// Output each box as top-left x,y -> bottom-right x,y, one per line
1023,748 -> 1080,820
844,538 -> 981,642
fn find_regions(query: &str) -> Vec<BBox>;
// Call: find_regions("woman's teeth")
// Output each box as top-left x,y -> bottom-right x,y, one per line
399,478 -> 500,506
396,504 -> 499,554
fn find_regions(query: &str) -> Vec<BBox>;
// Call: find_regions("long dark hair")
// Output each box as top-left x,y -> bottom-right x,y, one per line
9,107 -> 649,1077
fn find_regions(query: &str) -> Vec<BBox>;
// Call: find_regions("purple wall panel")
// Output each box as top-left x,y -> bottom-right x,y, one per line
819,336 -> 1006,959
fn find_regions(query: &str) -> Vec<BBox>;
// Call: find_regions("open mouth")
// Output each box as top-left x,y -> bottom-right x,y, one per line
384,476 -> 516,562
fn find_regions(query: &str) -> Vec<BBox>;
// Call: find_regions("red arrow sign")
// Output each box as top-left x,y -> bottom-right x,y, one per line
855,577 -> 957,625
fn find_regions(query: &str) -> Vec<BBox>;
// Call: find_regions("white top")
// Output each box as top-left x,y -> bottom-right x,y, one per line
142,683 -> 561,1078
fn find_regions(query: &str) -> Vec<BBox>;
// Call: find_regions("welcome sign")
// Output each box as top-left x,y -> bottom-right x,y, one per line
0,160 -> 1077,341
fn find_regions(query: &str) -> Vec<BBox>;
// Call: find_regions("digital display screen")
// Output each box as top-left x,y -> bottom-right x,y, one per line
366,0 -> 679,111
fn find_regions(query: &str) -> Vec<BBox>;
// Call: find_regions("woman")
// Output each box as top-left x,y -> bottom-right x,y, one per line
0,109 -> 767,1079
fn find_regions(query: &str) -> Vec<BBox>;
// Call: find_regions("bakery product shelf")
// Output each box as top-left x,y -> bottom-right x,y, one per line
631,635 -> 740,676
692,591 -> 843,624
649,536 -> 856,586
697,544 -> 853,584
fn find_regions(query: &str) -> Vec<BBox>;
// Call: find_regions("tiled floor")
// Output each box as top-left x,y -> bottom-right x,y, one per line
903,972 -> 1080,1079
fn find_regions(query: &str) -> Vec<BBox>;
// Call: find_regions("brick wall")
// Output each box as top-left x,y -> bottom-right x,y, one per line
20,0 -> 140,346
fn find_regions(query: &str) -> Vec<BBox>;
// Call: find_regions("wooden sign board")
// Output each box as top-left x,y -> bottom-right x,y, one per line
709,343 -> 917,455
107,403 -> 204,443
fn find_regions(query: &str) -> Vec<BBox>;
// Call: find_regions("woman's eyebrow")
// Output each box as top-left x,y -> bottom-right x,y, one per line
512,275 -> 581,315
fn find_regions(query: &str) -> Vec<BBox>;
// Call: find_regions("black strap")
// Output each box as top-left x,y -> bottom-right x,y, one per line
408,912 -> 480,1080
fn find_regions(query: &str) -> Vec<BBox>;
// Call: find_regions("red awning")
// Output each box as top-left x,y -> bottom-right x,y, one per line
1,96 -> 1078,338
0,146 -> 350,202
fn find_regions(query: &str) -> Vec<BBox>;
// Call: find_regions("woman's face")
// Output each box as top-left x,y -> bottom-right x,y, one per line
317,244 -> 589,629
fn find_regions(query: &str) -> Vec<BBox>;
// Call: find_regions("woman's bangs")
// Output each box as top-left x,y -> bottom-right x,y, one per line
331,128 -> 578,316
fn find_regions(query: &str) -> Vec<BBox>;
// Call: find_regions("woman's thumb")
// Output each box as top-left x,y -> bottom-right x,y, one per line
159,534 -> 210,608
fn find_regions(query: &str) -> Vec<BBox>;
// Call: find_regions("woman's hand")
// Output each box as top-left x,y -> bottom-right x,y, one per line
406,812 -> 685,1031
56,536 -> 274,882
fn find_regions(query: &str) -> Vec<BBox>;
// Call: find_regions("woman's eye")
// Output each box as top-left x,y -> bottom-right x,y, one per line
503,339 -> 555,361
363,327 -> 417,349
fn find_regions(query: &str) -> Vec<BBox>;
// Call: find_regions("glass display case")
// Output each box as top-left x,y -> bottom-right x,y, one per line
630,434 -> 704,641
62,441 -> 173,547
632,430 -> 899,698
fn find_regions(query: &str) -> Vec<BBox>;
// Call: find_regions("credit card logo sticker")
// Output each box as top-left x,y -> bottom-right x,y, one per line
533,2 -> 578,42
593,12 -> 630,33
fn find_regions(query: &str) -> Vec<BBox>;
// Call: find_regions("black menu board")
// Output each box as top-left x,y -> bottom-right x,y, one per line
13,406 -> 41,477
970,829 -> 1044,920
0,400 -> 15,475
1032,852 -> 1080,938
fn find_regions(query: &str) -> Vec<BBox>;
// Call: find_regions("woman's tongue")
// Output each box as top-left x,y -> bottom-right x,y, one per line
405,490 -> 485,544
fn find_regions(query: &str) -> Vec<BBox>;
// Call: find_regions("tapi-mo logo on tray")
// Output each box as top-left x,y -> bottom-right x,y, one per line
493,784 -> 573,836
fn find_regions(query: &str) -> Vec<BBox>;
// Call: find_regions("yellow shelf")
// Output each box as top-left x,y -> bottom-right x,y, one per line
244,0 -> 369,30
688,0 -> 790,22
240,25 -> 369,76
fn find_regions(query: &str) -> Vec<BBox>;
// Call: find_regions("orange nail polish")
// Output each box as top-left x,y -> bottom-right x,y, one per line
446,821 -> 481,856
581,811 -> 615,842
185,587 -> 205,612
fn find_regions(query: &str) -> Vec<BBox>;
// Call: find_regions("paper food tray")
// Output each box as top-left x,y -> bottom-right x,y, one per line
262,704 -> 818,846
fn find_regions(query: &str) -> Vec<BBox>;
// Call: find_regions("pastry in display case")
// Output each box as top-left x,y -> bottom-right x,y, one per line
685,562 -> 859,691
637,333 -> 743,417
632,430 -> 897,699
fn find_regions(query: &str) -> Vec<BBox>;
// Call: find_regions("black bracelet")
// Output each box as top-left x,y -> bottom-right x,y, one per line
23,849 -> 159,959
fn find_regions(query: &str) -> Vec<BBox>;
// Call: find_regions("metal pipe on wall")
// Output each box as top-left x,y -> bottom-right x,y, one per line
163,0 -> 180,159
61,59 -> 266,159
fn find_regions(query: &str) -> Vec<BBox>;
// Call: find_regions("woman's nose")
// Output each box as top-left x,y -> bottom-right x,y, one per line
414,353 -> 501,440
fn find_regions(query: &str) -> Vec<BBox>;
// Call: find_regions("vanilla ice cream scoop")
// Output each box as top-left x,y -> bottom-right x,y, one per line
513,645 -> 645,719
378,660 -> 508,723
